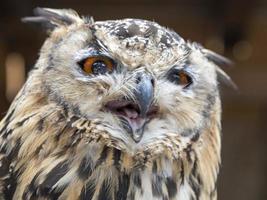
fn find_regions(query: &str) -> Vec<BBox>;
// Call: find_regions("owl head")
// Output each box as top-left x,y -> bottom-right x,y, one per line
23,8 -> 232,158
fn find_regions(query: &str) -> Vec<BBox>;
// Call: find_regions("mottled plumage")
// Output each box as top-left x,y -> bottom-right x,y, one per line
0,8 -> 231,200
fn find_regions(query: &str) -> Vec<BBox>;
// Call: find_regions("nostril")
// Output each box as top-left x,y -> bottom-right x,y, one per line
136,75 -> 142,84
150,78 -> 155,87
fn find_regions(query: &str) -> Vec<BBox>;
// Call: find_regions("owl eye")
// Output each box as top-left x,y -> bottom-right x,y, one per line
168,69 -> 192,88
80,56 -> 115,75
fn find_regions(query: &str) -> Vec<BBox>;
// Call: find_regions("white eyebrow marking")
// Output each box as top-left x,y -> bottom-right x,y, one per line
74,48 -> 93,61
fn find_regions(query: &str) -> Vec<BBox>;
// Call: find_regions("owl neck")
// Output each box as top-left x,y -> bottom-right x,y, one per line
75,143 -> 220,200
77,151 -> 187,200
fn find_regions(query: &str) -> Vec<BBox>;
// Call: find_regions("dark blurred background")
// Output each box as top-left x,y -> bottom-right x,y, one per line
0,0 -> 266,199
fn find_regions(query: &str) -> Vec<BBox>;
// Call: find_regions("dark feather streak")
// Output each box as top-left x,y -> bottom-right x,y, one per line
78,156 -> 93,180
98,180 -> 112,200
95,146 -> 109,167
115,173 -> 130,200
152,175 -> 163,197
80,182 -> 96,200
38,160 -> 69,197
0,109 -> 15,135
166,177 -> 177,198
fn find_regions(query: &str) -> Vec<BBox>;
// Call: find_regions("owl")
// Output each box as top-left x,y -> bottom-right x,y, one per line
0,8 -> 232,200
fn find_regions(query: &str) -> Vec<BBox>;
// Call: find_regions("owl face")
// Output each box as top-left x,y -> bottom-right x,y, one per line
33,10 -> 221,154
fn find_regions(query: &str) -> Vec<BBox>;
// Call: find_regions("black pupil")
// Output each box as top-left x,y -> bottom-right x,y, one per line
172,74 -> 181,83
92,60 -> 108,74
168,71 -> 182,84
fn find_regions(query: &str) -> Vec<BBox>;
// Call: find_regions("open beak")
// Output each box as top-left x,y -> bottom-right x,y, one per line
105,72 -> 156,143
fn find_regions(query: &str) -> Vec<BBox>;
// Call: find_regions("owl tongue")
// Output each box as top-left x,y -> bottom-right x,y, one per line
119,106 -> 147,142
123,107 -> 139,119
104,100 -> 150,142
120,107 -> 146,131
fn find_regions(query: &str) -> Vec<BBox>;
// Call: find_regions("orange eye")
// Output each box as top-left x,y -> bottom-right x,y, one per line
168,69 -> 192,88
81,56 -> 114,75
178,71 -> 191,86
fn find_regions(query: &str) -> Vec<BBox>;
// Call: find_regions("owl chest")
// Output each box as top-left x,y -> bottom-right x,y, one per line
76,166 -> 192,200
74,146 -> 191,200
13,160 -> 194,200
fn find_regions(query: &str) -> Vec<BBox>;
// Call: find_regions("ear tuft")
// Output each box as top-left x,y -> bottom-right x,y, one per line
21,7 -> 83,29
201,48 -> 233,68
215,66 -> 238,90
201,49 -> 237,89
191,43 -> 237,89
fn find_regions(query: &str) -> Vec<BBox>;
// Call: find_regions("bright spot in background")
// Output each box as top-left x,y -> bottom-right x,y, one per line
205,36 -> 225,55
233,40 -> 253,61
5,52 -> 25,101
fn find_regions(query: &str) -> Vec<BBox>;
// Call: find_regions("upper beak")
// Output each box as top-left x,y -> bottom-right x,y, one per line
135,72 -> 155,118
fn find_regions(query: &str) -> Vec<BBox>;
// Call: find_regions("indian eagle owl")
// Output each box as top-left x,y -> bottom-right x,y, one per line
0,8 -> 232,200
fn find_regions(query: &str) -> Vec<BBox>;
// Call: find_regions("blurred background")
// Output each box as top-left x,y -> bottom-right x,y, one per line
0,0 -> 266,199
